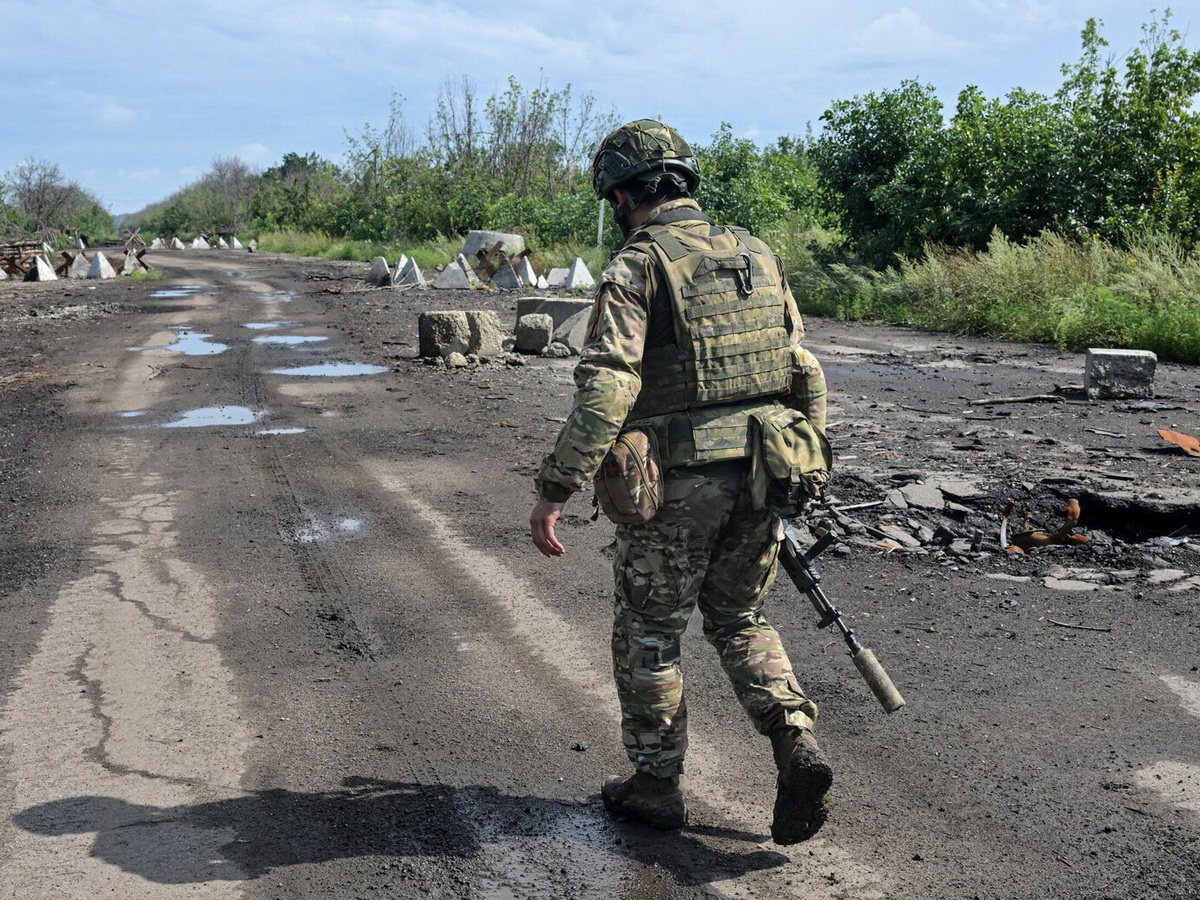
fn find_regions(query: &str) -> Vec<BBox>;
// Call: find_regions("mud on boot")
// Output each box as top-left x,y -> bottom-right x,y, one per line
601,771 -> 686,830
770,727 -> 832,845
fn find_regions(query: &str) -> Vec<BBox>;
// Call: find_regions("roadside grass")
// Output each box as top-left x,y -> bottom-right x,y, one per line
788,228 -> 1200,364
254,230 -> 609,281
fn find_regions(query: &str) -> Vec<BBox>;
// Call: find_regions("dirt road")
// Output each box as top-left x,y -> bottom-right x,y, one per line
1,250 -> 1197,899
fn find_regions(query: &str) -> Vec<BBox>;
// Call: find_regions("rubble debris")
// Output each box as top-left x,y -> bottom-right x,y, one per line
86,252 -> 116,280
24,256 -> 57,282
1048,619 -> 1112,632
1086,348 -> 1157,400
1157,429 -> 1200,457
367,257 -> 392,287
396,257 -> 425,288
542,342 -> 571,358
515,313 -> 554,354
564,257 -> 595,290
969,394 -> 1064,406
461,230 -> 525,262
899,482 -> 944,510
446,352 -> 469,368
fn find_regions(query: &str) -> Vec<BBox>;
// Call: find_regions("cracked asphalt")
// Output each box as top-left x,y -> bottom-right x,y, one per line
0,249 -> 1197,899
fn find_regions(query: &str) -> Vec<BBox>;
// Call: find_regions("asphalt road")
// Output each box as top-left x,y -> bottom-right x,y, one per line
0,250 -> 1197,899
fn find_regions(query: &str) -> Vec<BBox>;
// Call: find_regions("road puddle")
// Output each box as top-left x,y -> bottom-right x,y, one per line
149,285 -> 203,298
256,427 -> 307,435
256,290 -> 295,303
167,329 -> 229,356
252,335 -> 328,346
119,410 -> 146,418
244,322 -> 286,330
269,363 -> 387,377
161,406 -> 264,428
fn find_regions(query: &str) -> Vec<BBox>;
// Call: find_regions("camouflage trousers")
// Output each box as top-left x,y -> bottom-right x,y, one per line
611,460 -> 818,778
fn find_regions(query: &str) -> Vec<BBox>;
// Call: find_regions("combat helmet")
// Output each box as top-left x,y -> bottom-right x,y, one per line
591,119 -> 701,202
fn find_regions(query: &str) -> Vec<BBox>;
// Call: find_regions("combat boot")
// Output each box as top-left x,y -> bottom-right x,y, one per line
770,726 -> 833,845
601,771 -> 686,830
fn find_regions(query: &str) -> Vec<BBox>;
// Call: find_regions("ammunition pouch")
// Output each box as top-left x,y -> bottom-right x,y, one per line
748,406 -> 833,516
593,427 -> 665,525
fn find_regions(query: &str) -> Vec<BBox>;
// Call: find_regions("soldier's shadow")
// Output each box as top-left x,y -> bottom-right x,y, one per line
13,776 -> 789,886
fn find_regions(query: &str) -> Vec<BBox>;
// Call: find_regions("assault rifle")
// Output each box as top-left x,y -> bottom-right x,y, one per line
780,523 -> 906,713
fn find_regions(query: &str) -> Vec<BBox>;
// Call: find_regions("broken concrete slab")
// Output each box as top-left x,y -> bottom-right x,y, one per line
515,297 -> 592,329
432,262 -> 471,289
877,524 -> 922,548
396,257 -> 426,287
461,230 -> 525,262
564,257 -> 595,290
515,313 -> 554,354
466,311 -> 505,357
553,308 -> 593,354
67,252 -> 91,279
1146,568 -> 1188,584
900,482 -> 945,510
492,261 -> 522,290
87,252 -> 116,279
367,257 -> 392,286
418,311 -> 471,358
1085,348 -> 1156,400
24,256 -> 57,282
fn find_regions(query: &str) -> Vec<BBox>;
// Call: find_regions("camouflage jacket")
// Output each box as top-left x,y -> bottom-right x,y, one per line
535,198 -> 827,502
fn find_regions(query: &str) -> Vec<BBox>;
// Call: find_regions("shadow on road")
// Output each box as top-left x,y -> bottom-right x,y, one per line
13,776 -> 789,886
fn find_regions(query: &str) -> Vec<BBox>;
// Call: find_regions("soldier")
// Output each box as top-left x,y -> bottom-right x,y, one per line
529,119 -> 832,844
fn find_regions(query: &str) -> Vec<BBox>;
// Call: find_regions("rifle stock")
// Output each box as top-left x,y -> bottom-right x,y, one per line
780,525 -> 906,714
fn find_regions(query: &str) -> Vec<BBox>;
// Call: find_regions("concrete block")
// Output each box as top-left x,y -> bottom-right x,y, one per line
74,236 -> 87,250
169,237 -> 186,250
554,307 -> 593,354
564,257 -> 594,290
455,254 -> 481,285
149,237 -> 166,250
492,261 -> 522,290
461,230 -> 525,262
515,313 -> 554,354
87,252 -> 116,279
546,267 -> 569,288
120,252 -> 147,275
217,237 -> 230,249
24,256 -> 57,282
396,257 -> 425,287
536,274 -> 549,290
390,255 -> 410,285
466,310 -> 505,357
433,262 -> 471,289
367,256 -> 392,286
190,237 -> 210,249
0,268 -> 7,281
514,256 -> 536,287
230,236 -> 243,249
515,297 -> 592,329
418,311 -> 471,358
1085,348 -> 1157,400
67,252 -> 91,279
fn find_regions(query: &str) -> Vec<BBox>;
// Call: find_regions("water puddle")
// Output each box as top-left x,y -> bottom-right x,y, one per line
167,329 -> 229,356
269,362 -> 387,377
244,322 -> 286,330
119,410 -> 146,418
256,291 -> 295,303
252,335 -> 329,346
150,285 -> 204,298
161,406 -> 264,428
290,516 -> 364,544
257,427 -> 308,435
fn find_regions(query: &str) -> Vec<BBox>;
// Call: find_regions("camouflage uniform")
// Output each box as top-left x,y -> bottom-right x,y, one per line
536,197 -> 827,778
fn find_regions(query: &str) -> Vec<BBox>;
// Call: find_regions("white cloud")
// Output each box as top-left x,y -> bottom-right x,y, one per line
852,7 -> 971,61
118,167 -> 164,182
96,102 -> 136,127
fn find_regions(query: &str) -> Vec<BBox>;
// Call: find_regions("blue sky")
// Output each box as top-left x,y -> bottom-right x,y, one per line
0,1 -> 1182,215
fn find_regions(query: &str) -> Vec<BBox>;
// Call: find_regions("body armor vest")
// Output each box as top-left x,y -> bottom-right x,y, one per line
626,215 -> 793,466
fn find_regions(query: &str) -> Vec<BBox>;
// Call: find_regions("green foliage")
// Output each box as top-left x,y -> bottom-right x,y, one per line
0,157 -> 116,241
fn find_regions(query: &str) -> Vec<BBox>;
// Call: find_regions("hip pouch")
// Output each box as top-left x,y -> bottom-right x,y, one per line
593,427 -> 664,524
749,406 -> 833,516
